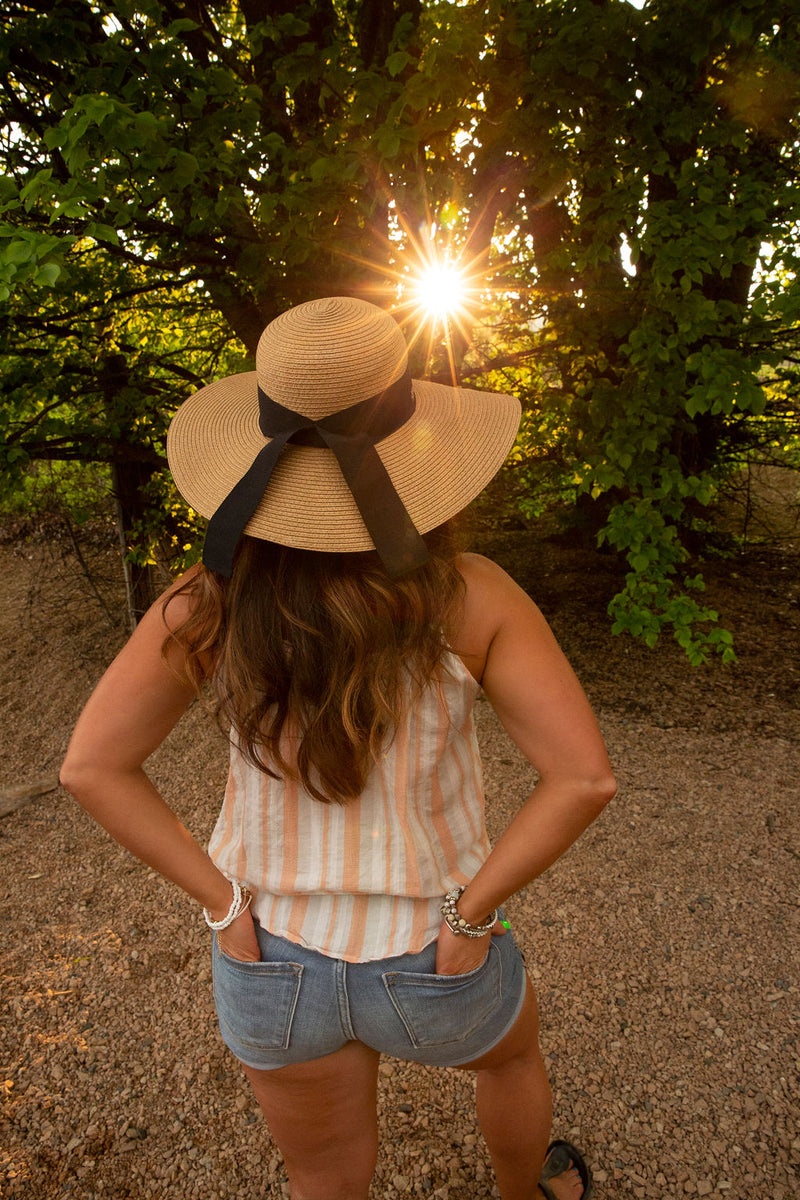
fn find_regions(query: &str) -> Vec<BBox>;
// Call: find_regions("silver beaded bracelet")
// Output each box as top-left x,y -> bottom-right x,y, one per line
441,885 -> 498,938
203,879 -> 253,930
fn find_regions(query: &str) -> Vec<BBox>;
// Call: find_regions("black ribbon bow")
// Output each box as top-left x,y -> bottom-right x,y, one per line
202,368 -> 431,578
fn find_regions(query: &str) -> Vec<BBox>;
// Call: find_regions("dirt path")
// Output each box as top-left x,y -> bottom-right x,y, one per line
1,537 -> 798,1199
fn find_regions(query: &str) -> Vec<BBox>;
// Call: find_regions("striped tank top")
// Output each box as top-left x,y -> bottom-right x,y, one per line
207,651 -> 490,963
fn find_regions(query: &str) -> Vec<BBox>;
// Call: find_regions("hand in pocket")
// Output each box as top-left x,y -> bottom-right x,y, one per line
217,908 -> 260,962
434,918 -> 506,976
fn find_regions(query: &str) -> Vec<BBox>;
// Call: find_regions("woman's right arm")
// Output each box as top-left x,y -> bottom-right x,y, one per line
59,573 -> 260,960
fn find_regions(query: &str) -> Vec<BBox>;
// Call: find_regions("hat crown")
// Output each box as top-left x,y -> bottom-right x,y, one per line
256,297 -> 409,420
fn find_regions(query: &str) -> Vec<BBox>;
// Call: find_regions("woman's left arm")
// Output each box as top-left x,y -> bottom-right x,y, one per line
435,555 -> 617,975
60,577 -> 236,922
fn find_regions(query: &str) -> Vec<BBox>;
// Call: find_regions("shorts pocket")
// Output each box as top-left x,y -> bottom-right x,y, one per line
381,940 -> 502,1048
213,940 -> 303,1051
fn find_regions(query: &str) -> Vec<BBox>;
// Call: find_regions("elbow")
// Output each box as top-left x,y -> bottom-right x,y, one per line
592,772 -> 618,811
538,766 -> 616,820
60,752 -> 140,807
59,754 -> 100,804
597,771 -> 618,810
582,769 -> 617,817
59,756 -> 82,799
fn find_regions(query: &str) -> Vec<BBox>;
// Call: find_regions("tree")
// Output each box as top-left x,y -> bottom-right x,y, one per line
0,251 -> 242,620
483,0 -> 800,660
1,0 -> 798,651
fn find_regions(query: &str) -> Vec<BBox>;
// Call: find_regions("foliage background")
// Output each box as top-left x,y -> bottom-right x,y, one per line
1,0 -> 798,649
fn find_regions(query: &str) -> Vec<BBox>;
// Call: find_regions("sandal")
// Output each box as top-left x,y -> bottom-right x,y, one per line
539,1139 -> 594,1199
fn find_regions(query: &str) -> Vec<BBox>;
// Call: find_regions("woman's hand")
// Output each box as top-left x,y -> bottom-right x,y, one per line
216,907 -> 261,963
434,918 -> 506,976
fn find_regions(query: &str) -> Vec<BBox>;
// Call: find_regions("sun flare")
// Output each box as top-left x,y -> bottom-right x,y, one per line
412,263 -> 467,317
320,190 -> 499,381
395,246 -> 488,382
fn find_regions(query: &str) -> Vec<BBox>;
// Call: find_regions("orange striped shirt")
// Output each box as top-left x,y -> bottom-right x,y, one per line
207,652 -> 489,962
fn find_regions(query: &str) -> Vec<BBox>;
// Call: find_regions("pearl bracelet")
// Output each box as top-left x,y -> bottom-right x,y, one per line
441,885 -> 498,938
203,879 -> 253,930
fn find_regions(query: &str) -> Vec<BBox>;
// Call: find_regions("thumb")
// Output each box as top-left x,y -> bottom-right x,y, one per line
492,916 -> 509,936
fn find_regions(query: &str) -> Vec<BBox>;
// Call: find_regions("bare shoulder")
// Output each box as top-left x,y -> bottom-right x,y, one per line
137,562 -> 217,683
60,566 -> 214,778
100,563 -> 207,689
149,562 -> 204,633
456,552 -> 529,598
456,552 -> 541,620
452,553 -> 543,682
455,554 -> 611,776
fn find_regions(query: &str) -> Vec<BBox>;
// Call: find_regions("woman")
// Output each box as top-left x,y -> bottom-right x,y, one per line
61,297 -> 615,1200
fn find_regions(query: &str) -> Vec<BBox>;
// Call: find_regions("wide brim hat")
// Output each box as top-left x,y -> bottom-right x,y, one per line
167,296 -> 521,573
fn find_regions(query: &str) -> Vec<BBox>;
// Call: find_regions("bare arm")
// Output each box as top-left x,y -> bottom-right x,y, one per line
436,555 -> 616,973
60,572 -> 258,957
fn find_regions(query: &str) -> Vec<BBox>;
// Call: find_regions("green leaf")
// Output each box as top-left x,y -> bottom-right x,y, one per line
386,51 -> 412,77
34,261 -> 61,286
165,18 -> 199,36
85,222 -> 120,245
0,240 -> 34,265
171,152 -> 199,185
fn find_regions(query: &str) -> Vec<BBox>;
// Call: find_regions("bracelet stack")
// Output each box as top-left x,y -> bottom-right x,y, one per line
203,879 -> 253,930
441,885 -> 498,938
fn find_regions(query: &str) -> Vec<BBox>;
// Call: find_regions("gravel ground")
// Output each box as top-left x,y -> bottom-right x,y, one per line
1,535 -> 798,1200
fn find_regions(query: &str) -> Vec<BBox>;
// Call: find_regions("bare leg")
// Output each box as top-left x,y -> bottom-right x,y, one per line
458,980 -> 585,1200
242,1039 -> 380,1200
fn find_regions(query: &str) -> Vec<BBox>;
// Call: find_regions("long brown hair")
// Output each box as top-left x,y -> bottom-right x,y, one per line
165,526 -> 466,804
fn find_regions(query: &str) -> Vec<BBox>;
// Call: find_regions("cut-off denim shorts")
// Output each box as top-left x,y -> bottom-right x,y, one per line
212,916 -> 528,1071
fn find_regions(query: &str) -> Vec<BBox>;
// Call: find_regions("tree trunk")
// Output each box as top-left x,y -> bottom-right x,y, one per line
110,459 -> 157,630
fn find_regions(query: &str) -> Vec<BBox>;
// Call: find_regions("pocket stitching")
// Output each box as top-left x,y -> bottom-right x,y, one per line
381,941 -> 503,1048
213,956 -> 304,1050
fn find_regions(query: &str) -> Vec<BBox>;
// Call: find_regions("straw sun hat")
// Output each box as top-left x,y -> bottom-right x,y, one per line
167,296 -> 521,577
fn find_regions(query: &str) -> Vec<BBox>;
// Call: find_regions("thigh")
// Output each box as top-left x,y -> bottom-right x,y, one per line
243,1040 -> 380,1194
455,975 -> 542,1071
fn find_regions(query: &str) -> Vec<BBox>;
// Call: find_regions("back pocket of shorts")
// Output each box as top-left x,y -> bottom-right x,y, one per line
213,946 -> 303,1051
382,942 -> 502,1048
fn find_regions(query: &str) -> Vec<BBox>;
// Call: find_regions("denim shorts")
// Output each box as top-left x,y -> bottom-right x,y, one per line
212,917 -> 528,1071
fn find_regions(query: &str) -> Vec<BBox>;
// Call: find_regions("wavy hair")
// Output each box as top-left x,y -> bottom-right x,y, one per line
164,527 -> 466,804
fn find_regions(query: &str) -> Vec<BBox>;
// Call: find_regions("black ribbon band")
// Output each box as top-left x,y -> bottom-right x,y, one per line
202,368 -> 431,578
